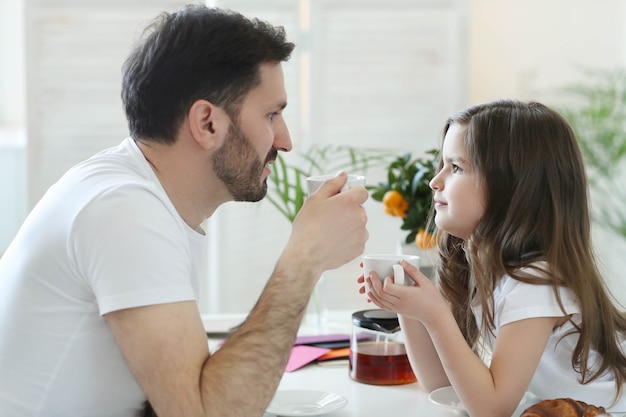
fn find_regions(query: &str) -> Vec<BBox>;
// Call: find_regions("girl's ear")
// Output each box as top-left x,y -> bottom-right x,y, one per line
188,99 -> 228,150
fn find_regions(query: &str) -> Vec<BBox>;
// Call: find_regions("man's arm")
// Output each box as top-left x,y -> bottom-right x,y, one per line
106,292 -> 307,417
106,173 -> 369,417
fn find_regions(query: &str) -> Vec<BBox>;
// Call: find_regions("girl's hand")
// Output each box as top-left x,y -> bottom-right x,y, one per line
361,260 -> 447,325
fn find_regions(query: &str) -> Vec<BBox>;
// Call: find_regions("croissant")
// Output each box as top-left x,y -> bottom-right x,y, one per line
521,398 -> 610,417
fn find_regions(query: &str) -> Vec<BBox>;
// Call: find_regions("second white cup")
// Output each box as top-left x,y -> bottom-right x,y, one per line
362,254 -> 420,286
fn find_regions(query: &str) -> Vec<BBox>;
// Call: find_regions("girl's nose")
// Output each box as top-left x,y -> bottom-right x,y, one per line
429,171 -> 442,191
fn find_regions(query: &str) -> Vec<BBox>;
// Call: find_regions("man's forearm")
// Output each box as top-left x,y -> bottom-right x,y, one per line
198,258 -> 316,417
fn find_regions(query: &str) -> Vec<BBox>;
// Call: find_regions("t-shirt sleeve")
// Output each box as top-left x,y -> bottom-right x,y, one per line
69,183 -> 197,315
496,277 -> 581,327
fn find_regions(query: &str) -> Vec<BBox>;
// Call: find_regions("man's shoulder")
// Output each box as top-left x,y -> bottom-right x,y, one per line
55,138 -> 158,198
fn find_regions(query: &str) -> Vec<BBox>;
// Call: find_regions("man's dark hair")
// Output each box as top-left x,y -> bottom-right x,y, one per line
121,5 -> 295,143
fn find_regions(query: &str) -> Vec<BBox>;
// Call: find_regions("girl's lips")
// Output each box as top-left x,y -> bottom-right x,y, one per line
434,200 -> 447,209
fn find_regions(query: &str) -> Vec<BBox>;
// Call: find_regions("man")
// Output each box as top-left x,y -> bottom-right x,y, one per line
0,5 -> 368,417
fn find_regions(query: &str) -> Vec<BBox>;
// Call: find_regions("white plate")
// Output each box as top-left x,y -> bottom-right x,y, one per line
428,386 -> 466,413
267,390 -> 348,416
429,386 -> 541,415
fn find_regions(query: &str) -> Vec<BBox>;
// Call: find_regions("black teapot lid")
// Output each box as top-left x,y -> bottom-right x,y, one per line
352,309 -> 400,333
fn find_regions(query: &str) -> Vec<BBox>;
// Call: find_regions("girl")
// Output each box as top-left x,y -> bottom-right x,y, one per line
360,99 -> 626,417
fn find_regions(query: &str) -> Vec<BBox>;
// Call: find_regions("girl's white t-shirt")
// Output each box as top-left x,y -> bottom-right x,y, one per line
472,267 -> 626,411
0,138 -> 206,416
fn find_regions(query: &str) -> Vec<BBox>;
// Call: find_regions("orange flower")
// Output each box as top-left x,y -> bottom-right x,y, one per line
382,190 -> 403,207
382,190 -> 409,218
393,200 -> 409,218
415,229 -> 436,249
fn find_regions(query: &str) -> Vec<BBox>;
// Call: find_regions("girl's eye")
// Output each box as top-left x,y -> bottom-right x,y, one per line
451,164 -> 463,173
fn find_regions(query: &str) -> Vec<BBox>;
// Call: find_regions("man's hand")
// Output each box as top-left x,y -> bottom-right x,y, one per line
283,171 -> 369,284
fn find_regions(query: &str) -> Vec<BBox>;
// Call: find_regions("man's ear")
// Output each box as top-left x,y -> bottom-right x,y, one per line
188,99 -> 228,150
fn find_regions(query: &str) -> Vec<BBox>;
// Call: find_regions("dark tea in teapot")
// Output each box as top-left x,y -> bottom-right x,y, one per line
349,309 -> 417,385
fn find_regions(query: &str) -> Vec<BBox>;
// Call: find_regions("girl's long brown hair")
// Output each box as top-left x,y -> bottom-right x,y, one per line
434,99 -> 626,402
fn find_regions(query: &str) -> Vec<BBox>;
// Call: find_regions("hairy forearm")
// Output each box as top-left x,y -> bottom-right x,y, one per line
193,178 -> 366,416
198,255 -> 317,417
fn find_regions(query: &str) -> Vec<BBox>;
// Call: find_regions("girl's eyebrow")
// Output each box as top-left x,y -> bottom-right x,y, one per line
444,155 -> 469,166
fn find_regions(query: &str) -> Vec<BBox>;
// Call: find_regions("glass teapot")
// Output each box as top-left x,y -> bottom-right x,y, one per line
349,309 -> 417,385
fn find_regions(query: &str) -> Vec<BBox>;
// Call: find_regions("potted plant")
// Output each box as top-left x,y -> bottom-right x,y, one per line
367,149 -> 439,250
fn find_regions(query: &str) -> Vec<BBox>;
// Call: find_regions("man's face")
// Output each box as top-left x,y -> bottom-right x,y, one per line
212,62 -> 292,202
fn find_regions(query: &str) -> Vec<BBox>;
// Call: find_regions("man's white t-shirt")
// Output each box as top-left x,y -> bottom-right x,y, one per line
0,138 -> 206,416
472,267 -> 626,411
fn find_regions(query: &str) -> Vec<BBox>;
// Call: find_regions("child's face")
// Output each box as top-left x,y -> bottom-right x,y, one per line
429,123 -> 486,240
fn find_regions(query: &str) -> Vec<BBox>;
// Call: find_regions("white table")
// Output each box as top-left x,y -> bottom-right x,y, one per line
264,363 -> 454,417
204,312 -> 534,417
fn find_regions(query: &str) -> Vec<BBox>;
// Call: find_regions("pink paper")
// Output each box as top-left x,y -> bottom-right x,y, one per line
285,345 -> 331,372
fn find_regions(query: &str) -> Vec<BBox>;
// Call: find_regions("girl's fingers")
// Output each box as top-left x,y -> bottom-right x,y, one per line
401,260 -> 425,285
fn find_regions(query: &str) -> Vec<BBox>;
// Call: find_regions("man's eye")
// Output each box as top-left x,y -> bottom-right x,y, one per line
268,112 -> 278,121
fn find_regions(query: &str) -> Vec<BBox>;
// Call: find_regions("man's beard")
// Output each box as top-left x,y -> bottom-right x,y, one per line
211,122 -> 275,202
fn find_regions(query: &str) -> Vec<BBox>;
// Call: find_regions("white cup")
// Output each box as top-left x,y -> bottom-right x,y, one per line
362,254 -> 420,286
306,174 -> 366,196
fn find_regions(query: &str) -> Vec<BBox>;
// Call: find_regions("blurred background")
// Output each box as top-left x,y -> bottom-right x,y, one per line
1,0 -> 625,316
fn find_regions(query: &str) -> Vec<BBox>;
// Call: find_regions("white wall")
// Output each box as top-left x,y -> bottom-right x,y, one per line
469,0 -> 626,103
